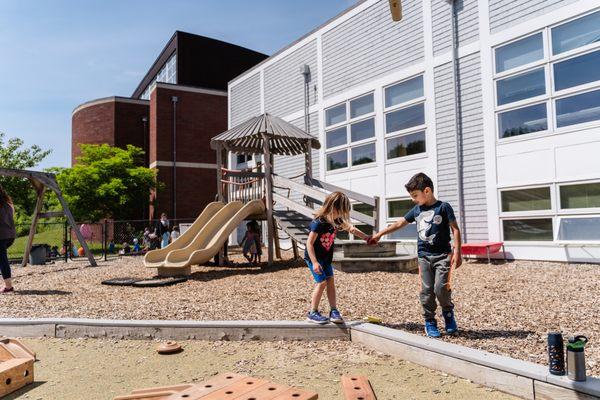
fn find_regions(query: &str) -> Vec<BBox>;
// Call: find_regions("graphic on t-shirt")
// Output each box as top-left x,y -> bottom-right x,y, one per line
415,210 -> 436,244
319,231 -> 336,251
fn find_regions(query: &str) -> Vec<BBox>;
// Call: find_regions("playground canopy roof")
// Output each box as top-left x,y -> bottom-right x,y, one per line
210,113 -> 321,155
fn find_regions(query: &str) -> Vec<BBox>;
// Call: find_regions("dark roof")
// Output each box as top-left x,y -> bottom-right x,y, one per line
132,31 -> 268,98
211,113 -> 321,155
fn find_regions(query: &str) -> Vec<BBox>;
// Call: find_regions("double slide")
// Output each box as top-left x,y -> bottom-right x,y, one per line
144,199 -> 265,270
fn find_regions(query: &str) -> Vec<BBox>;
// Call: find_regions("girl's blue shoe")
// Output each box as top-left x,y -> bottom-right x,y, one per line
329,308 -> 344,324
307,311 -> 329,324
425,319 -> 441,337
443,310 -> 458,334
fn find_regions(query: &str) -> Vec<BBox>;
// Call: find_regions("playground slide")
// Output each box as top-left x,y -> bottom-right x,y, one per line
160,199 -> 265,269
143,202 -> 225,268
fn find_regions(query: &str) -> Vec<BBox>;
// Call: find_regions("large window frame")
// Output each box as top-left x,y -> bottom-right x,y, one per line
384,198 -> 417,241
383,75 -> 427,164
324,93 -> 377,173
493,10 -> 600,143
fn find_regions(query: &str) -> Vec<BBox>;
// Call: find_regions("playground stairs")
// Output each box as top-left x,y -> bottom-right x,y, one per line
333,241 -> 417,273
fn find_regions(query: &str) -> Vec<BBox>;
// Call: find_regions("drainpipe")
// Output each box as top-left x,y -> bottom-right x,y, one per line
300,64 -> 311,135
171,96 -> 178,219
446,0 -> 467,241
141,116 -> 148,220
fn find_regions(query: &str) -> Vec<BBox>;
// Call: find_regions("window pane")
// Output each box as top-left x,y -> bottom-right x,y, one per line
498,103 -> 547,138
554,50 -> 600,91
353,203 -> 374,217
388,224 -> 417,240
351,143 -> 376,166
556,89 -> 600,127
552,11 -> 600,55
557,217 -> 600,241
355,224 -> 374,236
337,230 -> 349,240
350,118 -> 375,142
326,127 -> 347,148
385,103 -> 425,133
501,187 -> 551,212
503,219 -> 553,241
327,150 -> 347,171
495,33 -> 543,73
387,131 -> 426,159
326,104 -> 346,126
388,199 -> 414,218
350,94 -> 374,118
385,76 -> 424,108
496,68 -> 545,105
560,182 -> 600,209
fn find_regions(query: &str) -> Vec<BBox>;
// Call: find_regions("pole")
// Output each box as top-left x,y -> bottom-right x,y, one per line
171,96 -> 178,219
262,133 -> 274,267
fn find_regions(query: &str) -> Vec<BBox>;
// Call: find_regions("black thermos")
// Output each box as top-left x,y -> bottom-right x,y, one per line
548,332 -> 565,375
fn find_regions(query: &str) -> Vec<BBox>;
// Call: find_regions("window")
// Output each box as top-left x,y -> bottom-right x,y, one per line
140,52 -> 177,100
236,154 -> 252,164
551,11 -> 600,55
325,93 -> 376,171
495,33 -> 543,73
498,103 -> 547,138
494,12 -> 600,139
501,187 -> 551,212
556,89 -> 600,128
557,216 -> 600,241
384,76 -> 427,161
560,182 -> 600,209
502,218 -> 554,241
386,199 -> 417,240
348,203 -> 374,240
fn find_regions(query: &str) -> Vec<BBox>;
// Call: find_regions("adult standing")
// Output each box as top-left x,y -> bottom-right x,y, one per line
156,213 -> 170,249
0,186 -> 16,293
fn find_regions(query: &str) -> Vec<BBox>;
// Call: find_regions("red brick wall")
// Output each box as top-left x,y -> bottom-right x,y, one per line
114,102 -> 150,164
71,101 -> 115,164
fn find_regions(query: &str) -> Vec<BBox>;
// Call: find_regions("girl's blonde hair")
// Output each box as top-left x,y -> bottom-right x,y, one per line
314,191 -> 352,231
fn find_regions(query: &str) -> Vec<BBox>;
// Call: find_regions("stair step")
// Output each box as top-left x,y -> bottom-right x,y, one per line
332,255 -> 417,273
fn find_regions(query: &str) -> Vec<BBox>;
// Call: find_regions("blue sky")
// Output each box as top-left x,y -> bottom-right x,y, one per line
0,0 -> 355,169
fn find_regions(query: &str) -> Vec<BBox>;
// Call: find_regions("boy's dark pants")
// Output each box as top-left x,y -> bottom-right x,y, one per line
418,253 -> 454,320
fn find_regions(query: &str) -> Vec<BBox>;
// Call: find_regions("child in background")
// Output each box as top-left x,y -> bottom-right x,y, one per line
170,226 -> 180,243
305,191 -> 370,324
369,172 -> 462,337
132,238 -> 140,253
241,220 -> 262,265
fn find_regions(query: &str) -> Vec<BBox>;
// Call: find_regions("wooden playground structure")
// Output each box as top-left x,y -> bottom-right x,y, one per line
0,338 -> 35,397
210,113 -> 380,267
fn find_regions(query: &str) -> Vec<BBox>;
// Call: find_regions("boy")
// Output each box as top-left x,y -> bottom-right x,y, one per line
369,173 -> 462,337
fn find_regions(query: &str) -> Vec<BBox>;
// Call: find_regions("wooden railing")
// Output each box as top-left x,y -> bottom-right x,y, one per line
272,174 -> 379,230
221,168 -> 265,203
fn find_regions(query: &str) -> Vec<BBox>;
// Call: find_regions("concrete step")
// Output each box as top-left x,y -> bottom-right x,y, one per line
337,240 -> 396,258
332,254 -> 418,273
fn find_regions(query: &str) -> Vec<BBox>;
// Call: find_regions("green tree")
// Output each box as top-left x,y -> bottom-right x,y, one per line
56,144 -> 158,222
0,132 -> 52,225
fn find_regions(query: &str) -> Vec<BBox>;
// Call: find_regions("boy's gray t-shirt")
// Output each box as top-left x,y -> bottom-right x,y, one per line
404,200 -> 456,257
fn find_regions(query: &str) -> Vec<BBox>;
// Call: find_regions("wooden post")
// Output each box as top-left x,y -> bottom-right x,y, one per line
262,134 -> 274,267
304,140 -> 313,180
272,218 -> 281,260
21,182 -> 46,267
292,239 -> 299,259
216,143 -> 223,202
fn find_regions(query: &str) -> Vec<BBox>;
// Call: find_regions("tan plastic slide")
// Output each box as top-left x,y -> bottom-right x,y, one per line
151,199 -> 265,270
143,201 -> 225,268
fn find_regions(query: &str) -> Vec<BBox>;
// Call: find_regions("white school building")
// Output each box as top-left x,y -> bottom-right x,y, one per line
227,0 -> 600,263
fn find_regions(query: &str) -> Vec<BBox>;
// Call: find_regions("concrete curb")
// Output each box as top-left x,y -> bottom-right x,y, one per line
1,318 -> 598,399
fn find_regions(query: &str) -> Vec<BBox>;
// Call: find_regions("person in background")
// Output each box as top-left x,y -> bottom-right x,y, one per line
155,213 -> 170,249
132,238 -> 141,253
0,185 -> 16,293
170,226 -> 180,243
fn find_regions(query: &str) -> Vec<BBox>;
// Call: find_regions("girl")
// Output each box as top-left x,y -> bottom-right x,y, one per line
241,220 -> 262,265
0,186 -> 16,293
305,191 -> 370,324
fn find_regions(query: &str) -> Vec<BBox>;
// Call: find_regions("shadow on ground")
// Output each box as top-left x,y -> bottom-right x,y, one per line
12,289 -> 72,296
187,258 -> 304,282
4,381 -> 46,399
385,322 -> 534,339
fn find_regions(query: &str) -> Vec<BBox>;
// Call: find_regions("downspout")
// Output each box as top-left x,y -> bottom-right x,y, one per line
447,0 -> 467,241
141,116 -> 148,220
171,96 -> 178,219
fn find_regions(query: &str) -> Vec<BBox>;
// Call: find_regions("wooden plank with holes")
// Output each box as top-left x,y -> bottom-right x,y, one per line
0,358 -> 34,397
341,375 -> 377,400
231,381 -> 291,399
270,387 -> 318,400
198,377 -> 270,399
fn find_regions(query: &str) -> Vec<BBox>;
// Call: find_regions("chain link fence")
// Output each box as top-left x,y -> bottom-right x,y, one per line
9,218 -> 194,264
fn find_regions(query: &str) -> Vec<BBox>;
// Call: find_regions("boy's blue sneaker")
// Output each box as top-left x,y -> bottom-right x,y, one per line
443,310 -> 458,334
424,319 -> 441,338
329,308 -> 344,324
307,311 -> 329,324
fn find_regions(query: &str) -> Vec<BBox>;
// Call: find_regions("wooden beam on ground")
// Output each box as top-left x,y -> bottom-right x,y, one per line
341,375 -> 377,400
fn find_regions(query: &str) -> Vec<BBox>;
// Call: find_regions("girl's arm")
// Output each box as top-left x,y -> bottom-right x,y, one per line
347,225 -> 369,240
306,231 -> 322,274
371,218 -> 410,242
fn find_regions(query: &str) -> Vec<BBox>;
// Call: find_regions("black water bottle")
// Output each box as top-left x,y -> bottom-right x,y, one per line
548,332 -> 565,375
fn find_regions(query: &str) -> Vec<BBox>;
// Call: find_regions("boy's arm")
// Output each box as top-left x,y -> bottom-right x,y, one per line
371,218 -> 410,242
306,231 -> 322,273
449,221 -> 462,269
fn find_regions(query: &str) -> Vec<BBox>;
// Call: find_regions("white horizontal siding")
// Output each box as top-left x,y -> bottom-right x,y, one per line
264,40 -> 318,118
489,0 -> 578,32
431,0 -> 479,56
321,0 -> 424,99
230,72 -> 261,127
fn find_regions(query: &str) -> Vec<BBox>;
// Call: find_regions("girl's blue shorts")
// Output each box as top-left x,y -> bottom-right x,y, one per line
305,258 -> 334,283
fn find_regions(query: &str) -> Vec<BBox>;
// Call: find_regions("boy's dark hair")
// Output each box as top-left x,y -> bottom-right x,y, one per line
405,173 -> 434,193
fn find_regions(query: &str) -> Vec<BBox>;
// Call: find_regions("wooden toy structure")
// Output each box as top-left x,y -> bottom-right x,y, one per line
341,375 -> 377,400
211,113 -> 380,266
0,338 -> 36,397
114,372 -> 318,399
0,168 -> 96,267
